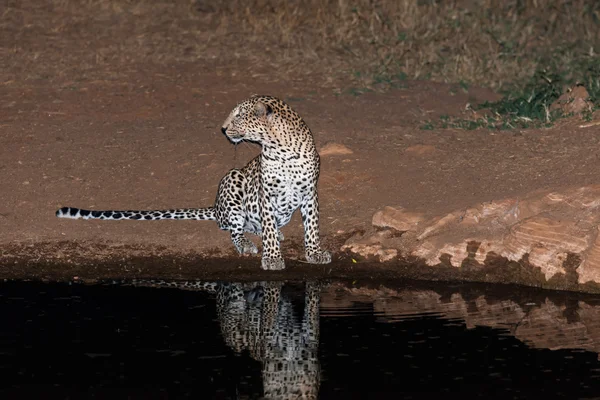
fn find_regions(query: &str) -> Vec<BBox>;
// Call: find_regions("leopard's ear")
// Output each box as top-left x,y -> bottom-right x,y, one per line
254,101 -> 273,119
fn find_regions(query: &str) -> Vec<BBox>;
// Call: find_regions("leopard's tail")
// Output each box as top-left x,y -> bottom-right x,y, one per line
55,206 -> 216,221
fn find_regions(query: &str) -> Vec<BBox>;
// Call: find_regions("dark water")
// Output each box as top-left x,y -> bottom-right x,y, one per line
2,279 -> 600,399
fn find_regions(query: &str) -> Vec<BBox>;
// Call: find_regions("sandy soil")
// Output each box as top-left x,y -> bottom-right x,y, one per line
2,62 -> 600,285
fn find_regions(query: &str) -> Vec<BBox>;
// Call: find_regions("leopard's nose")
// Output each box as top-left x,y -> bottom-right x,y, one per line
221,127 -> 227,135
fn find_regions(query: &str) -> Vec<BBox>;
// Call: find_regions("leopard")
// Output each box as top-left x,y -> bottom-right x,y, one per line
56,95 -> 331,270
125,279 -> 321,399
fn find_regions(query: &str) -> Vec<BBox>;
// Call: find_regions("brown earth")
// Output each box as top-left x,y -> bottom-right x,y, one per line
3,70 -> 600,288
3,1 -> 600,290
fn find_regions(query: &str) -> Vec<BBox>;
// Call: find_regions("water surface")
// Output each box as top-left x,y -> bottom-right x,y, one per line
1,279 -> 600,399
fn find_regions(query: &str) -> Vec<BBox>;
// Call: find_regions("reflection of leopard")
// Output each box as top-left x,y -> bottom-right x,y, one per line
132,280 -> 321,399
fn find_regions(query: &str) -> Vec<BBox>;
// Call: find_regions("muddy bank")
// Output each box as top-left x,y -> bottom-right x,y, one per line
2,239 -> 600,294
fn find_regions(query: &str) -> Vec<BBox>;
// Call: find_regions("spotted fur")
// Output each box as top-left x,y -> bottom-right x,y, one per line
56,95 -> 331,270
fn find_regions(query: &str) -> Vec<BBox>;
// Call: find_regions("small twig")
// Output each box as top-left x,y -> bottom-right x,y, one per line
579,121 -> 600,128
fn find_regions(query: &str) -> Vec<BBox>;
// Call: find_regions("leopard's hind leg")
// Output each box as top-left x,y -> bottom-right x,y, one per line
214,169 -> 258,255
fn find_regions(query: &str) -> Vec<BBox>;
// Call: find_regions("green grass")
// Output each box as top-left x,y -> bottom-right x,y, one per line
421,58 -> 600,130
479,70 -> 566,125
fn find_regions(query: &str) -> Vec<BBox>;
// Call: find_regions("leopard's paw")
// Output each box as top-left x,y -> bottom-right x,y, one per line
261,256 -> 286,271
234,237 -> 259,255
305,249 -> 332,264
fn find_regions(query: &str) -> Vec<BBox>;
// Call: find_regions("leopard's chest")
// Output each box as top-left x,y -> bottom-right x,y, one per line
264,163 -> 312,219
244,158 -> 315,231
271,186 -> 303,227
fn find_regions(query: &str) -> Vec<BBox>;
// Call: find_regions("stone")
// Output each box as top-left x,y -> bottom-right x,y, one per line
341,230 -> 399,262
341,242 -> 398,262
372,206 -> 425,232
417,213 -> 458,240
319,142 -> 353,156
577,228 -> 600,284
342,184 -> 600,286
412,239 -> 502,268
501,216 -> 589,280
550,85 -> 593,115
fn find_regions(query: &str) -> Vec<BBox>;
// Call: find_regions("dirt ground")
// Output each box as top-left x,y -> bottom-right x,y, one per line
3,67 -> 600,284
3,2 -> 600,286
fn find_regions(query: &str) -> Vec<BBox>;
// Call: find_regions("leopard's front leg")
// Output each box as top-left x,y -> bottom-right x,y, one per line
301,190 -> 331,264
259,184 -> 285,270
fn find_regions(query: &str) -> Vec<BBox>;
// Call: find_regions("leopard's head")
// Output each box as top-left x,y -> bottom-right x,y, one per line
221,95 -> 274,145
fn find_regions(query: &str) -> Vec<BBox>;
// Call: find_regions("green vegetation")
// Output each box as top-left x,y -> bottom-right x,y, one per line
422,59 -> 600,130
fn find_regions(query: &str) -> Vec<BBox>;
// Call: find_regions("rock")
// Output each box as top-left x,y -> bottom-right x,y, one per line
417,199 -> 519,241
550,85 -> 593,115
341,242 -> 398,262
416,213 -> 458,241
501,216 -> 589,280
372,206 -> 425,232
319,143 -> 353,157
341,230 -> 398,262
342,184 -> 600,286
412,239 -> 502,268
577,228 -> 600,284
